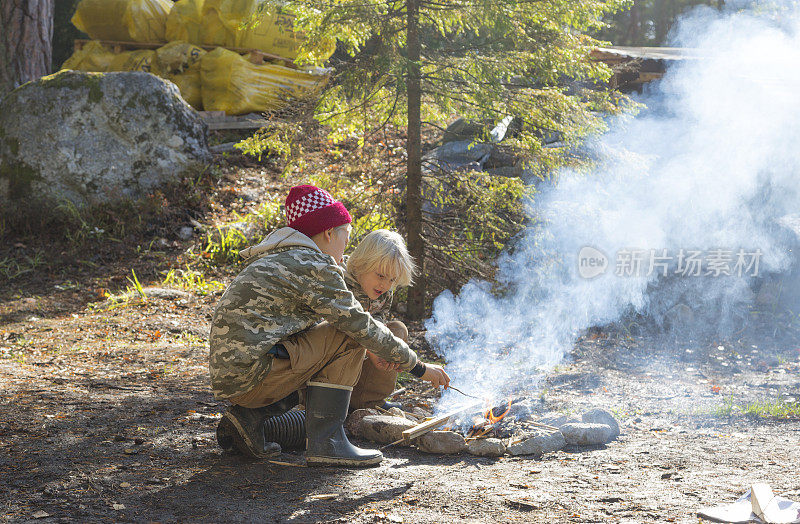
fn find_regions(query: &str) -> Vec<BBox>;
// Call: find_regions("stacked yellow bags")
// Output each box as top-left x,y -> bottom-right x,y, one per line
64,0 -> 333,114
166,0 -> 334,61
200,47 -> 327,114
62,41 -> 156,73
71,0 -> 173,43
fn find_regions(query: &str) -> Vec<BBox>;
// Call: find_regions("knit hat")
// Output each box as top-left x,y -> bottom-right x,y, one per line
285,184 -> 352,238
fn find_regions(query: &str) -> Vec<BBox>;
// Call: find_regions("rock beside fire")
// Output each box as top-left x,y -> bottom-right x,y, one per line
581,409 -> 620,439
560,422 -> 612,446
418,431 -> 467,454
467,438 -> 506,457
360,415 -> 416,444
507,429 -> 566,457
539,412 -> 580,428
345,408 -> 379,439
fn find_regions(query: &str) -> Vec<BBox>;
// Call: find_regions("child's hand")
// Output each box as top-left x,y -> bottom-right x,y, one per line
366,351 -> 402,372
421,363 -> 450,389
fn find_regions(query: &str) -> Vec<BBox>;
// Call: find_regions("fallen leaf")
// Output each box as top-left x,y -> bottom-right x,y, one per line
32,510 -> 50,519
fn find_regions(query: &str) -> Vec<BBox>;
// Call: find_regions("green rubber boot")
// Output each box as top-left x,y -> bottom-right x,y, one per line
305,382 -> 383,467
216,392 -> 299,458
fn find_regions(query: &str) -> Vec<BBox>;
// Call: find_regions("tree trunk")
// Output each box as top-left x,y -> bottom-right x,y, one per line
0,0 -> 54,96
405,0 -> 425,319
623,0 -> 641,46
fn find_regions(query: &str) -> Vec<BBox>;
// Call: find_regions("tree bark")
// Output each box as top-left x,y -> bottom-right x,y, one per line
405,0 -> 425,319
0,0 -> 54,96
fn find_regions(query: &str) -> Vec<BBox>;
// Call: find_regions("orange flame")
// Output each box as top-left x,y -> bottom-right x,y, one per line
484,397 -> 513,425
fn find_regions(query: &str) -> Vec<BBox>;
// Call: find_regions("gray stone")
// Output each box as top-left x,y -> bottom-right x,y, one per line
0,70 -> 209,211
411,407 -> 431,419
423,140 -> 494,176
560,422 -> 612,446
344,408 -> 379,439
582,408 -> 620,439
484,166 -> 519,178
539,412 -> 579,428
387,407 -> 407,419
466,438 -> 506,457
443,117 -> 483,144
417,431 -> 466,454
507,429 -> 566,456
178,226 -> 194,240
141,287 -> 190,300
432,140 -> 493,164
360,415 -> 415,444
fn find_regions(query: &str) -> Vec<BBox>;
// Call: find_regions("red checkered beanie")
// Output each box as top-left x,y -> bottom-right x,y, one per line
285,184 -> 351,238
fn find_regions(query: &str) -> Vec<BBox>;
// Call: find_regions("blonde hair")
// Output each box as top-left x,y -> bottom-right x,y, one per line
347,229 -> 417,288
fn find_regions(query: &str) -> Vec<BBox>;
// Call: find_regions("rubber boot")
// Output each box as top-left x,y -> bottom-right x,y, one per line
305,382 -> 383,467
216,392 -> 299,458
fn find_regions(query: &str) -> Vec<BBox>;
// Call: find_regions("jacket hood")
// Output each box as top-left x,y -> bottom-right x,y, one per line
239,227 -> 321,262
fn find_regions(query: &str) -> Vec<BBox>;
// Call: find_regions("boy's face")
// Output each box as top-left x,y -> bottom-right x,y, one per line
327,225 -> 351,264
357,270 -> 396,300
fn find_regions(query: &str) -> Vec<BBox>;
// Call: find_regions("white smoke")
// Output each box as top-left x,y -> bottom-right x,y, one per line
425,2 -> 800,406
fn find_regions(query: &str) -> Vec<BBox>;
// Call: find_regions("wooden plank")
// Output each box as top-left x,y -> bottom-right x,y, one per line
198,111 -> 269,129
401,400 -> 483,442
206,119 -> 268,131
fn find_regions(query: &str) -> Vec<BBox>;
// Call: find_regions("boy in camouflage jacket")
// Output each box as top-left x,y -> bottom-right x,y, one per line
209,185 -> 449,467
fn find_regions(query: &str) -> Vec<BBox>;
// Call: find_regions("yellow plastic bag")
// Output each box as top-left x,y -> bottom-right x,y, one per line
199,0 -> 248,47
200,0 -> 334,61
109,49 -> 157,73
61,41 -> 118,72
71,0 -> 173,43
165,0 -> 206,44
154,42 -> 207,109
200,47 -> 328,115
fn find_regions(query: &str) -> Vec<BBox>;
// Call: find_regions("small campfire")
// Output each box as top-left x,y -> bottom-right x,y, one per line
347,390 -> 620,458
465,398 -> 515,439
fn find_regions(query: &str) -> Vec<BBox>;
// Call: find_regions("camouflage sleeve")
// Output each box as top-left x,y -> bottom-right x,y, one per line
371,289 -> 393,323
302,262 -> 419,370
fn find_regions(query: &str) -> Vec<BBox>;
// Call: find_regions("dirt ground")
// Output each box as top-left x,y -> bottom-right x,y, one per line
2,144 -> 799,523
1,282 -> 799,523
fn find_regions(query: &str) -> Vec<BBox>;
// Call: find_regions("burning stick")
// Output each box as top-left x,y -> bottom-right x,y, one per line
400,400 -> 484,443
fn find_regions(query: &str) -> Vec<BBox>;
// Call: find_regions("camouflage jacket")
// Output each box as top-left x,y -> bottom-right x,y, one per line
341,255 -> 393,323
208,227 -> 419,399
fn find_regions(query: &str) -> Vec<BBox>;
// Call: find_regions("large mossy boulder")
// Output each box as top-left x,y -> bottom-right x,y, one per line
0,70 -> 209,212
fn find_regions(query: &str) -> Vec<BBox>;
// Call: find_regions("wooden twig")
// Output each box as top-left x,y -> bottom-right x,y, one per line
380,438 -> 405,449
528,421 -> 560,432
389,387 -> 406,398
268,460 -> 305,468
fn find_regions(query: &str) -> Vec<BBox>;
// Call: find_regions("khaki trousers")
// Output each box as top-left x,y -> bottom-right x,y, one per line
231,320 -> 409,410
231,321 -> 366,408
350,320 -> 407,410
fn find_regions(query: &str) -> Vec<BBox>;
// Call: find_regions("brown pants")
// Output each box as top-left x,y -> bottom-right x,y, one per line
231,321 -> 366,408
231,320 -> 407,410
350,320 -> 407,410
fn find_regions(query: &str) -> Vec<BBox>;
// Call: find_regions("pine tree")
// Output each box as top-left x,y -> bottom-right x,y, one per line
289,0 -> 631,317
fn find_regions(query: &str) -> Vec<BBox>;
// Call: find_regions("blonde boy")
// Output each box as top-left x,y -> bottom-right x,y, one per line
343,229 -> 416,409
